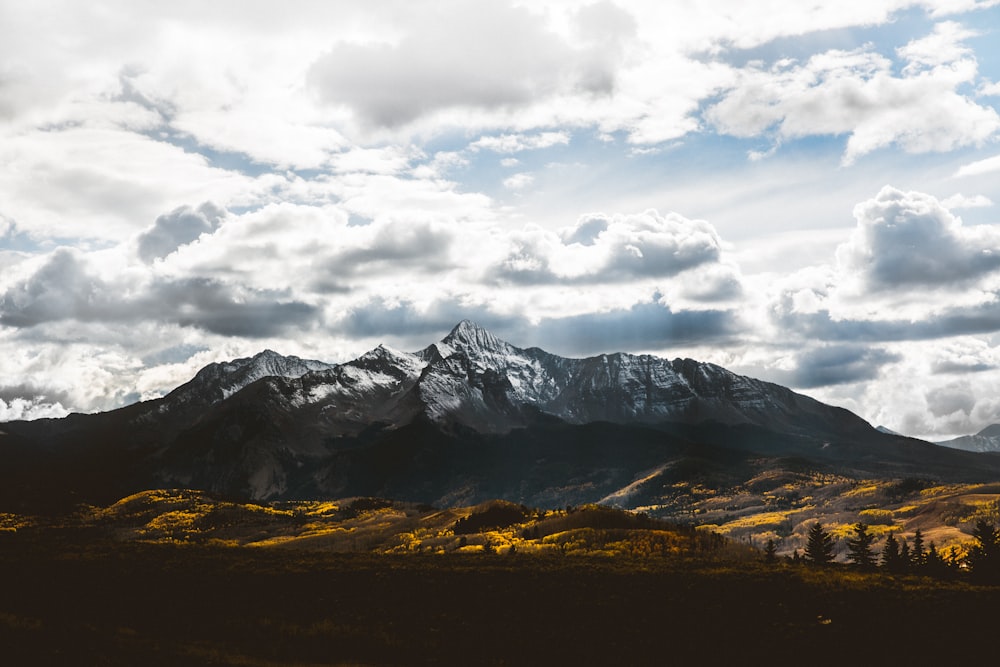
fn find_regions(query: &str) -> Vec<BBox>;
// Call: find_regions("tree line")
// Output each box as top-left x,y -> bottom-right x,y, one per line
763,519 -> 1000,583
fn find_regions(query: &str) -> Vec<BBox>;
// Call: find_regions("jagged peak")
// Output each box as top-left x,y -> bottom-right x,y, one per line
978,423 -> 1000,438
441,320 -> 511,354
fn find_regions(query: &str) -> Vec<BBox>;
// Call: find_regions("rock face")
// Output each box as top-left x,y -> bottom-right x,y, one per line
937,424 -> 1000,453
2,321 -> 997,510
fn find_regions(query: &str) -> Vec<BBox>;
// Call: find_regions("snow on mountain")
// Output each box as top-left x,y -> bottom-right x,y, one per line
163,349 -> 334,407
399,321 -> 870,437
937,424 -> 1000,453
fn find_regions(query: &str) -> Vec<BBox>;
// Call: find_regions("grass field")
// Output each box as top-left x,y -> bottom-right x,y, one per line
3,531 -> 1000,666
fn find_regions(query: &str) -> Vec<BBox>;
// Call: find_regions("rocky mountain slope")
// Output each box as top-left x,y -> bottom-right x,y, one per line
3,321 -> 999,511
937,424 -> 1000,453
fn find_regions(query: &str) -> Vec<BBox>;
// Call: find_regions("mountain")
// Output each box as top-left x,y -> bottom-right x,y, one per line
937,424 -> 1000,453
3,320 -> 1000,512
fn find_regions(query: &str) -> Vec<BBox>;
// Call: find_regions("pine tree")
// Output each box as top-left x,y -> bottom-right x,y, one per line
925,543 -> 947,578
804,522 -> 835,565
881,532 -> 904,573
763,538 -> 778,564
911,528 -> 926,568
899,541 -> 911,572
845,522 -> 877,569
966,519 -> 1000,582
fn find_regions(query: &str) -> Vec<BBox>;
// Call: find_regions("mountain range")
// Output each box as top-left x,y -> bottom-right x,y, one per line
3,320 -> 999,513
937,424 -> 1000,453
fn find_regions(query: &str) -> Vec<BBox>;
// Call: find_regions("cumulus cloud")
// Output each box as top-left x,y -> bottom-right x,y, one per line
137,202 -> 225,263
706,23 -> 1000,164
490,210 -> 727,286
0,396 -> 68,421
836,186 -> 1000,290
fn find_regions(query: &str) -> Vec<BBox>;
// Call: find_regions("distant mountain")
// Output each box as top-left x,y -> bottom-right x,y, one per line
3,321 -> 1000,512
937,424 -> 1000,453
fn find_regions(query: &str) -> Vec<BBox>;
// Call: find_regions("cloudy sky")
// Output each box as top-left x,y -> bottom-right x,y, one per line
2,1 -> 1000,439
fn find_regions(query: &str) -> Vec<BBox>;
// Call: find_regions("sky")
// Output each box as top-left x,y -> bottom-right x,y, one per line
2,0 -> 1000,439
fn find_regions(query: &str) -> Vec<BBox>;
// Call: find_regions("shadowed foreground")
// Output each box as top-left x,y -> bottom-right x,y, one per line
2,534 -> 999,666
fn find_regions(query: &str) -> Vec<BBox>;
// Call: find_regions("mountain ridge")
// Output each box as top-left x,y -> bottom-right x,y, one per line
3,320 -> 1000,511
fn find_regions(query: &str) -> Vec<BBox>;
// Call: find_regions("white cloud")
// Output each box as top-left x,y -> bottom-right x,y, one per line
706,24 -> 1000,164
955,153 -> 1000,177
0,397 -> 68,421
941,193 -> 994,209
503,173 -> 535,191
896,20 -> 976,71
307,2 -> 628,130
470,132 -> 571,153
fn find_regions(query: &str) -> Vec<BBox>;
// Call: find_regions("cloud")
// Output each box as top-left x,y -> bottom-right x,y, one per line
529,298 -> 737,355
0,249 -> 320,337
772,294 -> 1000,343
925,382 -> 976,417
470,131 -> 570,153
706,23 -> 1000,164
340,292 -> 737,356
940,193 -> 993,209
137,202 -> 225,263
932,359 -> 996,374
307,2 -> 627,130
490,210 -> 726,285
0,396 -> 68,421
785,345 -> 901,388
836,186 -> 1000,290
503,173 -> 534,190
955,153 -> 1000,177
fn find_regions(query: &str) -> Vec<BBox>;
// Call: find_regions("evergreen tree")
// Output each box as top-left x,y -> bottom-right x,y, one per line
966,519 -> 1000,582
845,522 -> 877,569
804,522 -> 835,565
911,528 -> 926,568
763,538 -> 778,564
881,532 -> 904,573
925,543 -> 947,578
899,541 -> 911,572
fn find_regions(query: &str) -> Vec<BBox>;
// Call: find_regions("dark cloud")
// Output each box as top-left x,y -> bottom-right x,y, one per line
839,186 -> 1000,290
152,278 -> 319,338
932,360 -> 996,374
341,297 -> 509,339
331,221 -> 454,274
528,300 -> 737,356
137,202 -> 224,263
0,250 -> 319,337
773,297 -> 1000,343
341,294 -> 736,357
0,249 -> 99,327
0,382 -> 72,406
785,345 -> 901,389
307,1 -> 627,128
